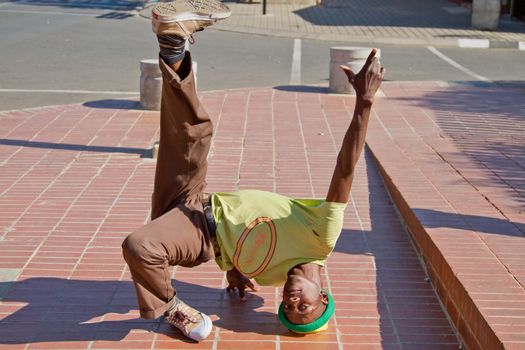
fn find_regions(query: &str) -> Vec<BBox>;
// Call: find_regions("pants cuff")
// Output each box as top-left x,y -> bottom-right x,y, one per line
139,297 -> 177,320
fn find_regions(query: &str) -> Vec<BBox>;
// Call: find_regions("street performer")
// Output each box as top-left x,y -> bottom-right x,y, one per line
122,0 -> 385,342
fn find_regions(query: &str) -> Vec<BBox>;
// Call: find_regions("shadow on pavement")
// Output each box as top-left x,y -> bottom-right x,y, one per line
413,208 -> 525,237
294,0 -> 469,29
0,278 -> 276,345
0,139 -> 152,158
398,81 -> 525,117
83,99 -> 143,110
394,81 -> 525,216
294,0 -> 525,33
273,85 -> 328,94
4,0 -> 145,11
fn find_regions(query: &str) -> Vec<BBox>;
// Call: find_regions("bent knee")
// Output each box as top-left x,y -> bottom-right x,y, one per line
122,230 -> 166,265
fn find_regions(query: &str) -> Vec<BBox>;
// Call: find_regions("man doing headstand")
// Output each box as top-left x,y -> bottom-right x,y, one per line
122,0 -> 385,342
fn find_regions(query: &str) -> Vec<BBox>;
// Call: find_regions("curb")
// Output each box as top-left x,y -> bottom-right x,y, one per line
458,38 -> 525,49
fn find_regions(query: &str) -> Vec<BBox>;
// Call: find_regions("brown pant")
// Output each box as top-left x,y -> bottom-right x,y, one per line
122,52 -> 216,320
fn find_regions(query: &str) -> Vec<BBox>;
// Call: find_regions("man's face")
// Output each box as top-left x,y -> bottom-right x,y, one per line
281,274 -> 328,324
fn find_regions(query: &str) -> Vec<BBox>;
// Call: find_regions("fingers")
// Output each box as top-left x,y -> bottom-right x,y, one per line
238,286 -> 247,301
368,53 -> 385,81
226,282 -> 246,301
226,279 -> 257,302
340,65 -> 355,84
360,48 -> 378,73
366,48 -> 378,63
246,280 -> 259,292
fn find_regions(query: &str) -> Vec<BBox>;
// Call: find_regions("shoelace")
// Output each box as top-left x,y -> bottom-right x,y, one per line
167,309 -> 199,328
188,22 -> 215,44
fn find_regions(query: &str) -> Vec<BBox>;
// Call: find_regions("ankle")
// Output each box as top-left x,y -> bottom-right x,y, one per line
158,34 -> 186,68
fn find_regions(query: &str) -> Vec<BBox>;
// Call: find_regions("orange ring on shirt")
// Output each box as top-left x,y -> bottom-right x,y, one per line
232,217 -> 277,278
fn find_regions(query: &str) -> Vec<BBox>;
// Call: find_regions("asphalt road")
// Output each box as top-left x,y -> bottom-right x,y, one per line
1,0 -> 525,111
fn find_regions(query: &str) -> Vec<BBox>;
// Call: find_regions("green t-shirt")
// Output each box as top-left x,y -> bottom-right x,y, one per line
211,189 -> 347,286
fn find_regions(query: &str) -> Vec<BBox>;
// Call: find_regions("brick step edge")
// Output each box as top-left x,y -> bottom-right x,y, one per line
367,145 -> 504,350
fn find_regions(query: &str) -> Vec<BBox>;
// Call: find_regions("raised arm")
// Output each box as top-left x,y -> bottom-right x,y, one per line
326,49 -> 385,203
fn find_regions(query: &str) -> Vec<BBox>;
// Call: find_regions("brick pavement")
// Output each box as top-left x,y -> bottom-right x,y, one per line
149,0 -> 525,47
0,90 -> 460,349
366,81 -> 525,349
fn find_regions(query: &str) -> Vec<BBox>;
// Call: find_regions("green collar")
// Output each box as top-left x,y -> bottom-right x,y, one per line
278,290 -> 334,333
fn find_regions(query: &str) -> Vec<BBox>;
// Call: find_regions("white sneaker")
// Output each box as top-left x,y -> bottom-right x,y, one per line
164,297 -> 212,341
152,0 -> 231,39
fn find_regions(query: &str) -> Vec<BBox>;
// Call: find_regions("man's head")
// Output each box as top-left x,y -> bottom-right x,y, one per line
279,272 -> 334,333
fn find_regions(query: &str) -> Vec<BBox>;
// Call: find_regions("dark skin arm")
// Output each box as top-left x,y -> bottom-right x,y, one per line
326,48 -> 385,203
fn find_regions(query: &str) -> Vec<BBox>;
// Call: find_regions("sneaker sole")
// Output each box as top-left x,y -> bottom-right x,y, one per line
152,0 -> 231,24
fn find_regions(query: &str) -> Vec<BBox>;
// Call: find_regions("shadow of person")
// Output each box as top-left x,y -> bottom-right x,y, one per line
82,99 -> 142,110
2,0 -> 144,11
0,277 -> 274,345
0,138 -> 152,158
273,85 -> 329,94
413,208 -> 524,237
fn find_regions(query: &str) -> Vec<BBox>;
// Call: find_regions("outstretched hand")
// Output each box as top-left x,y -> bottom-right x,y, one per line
341,48 -> 385,104
226,268 -> 259,302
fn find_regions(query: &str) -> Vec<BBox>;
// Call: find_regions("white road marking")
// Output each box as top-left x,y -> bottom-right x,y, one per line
427,46 -> 491,82
457,38 -> 490,48
0,88 -> 138,95
290,38 -> 301,85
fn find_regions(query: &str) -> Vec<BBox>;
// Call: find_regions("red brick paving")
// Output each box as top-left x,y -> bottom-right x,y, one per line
0,87 -> 464,349
367,81 -> 525,349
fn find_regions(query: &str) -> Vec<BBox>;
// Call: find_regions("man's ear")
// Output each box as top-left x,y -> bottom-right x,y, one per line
320,290 -> 329,305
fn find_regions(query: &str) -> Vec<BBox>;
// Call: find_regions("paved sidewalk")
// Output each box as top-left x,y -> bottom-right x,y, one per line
141,0 -> 525,47
366,81 -> 525,349
0,89 -> 460,349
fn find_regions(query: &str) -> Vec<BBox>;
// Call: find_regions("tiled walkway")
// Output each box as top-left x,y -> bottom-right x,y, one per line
366,81 -> 525,349
0,89 -> 459,349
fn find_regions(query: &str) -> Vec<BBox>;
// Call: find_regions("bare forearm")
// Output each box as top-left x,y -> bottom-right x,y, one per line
338,97 -> 372,176
326,98 -> 372,203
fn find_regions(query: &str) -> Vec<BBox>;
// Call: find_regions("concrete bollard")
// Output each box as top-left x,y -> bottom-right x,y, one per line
140,58 -> 198,111
329,47 -> 381,94
140,59 -> 162,110
471,0 -> 500,29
